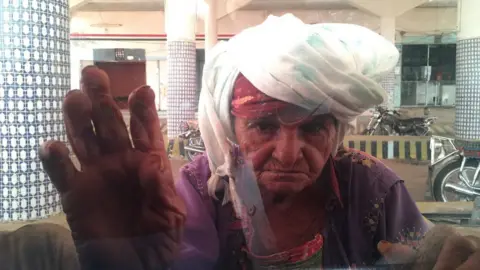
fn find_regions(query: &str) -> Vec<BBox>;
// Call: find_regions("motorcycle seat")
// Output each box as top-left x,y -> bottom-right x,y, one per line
397,117 -> 425,123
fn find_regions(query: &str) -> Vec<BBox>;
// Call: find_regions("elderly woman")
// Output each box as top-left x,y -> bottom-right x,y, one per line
38,14 -> 480,270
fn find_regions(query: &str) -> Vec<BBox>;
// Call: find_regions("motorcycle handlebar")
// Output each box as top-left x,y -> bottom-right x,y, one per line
375,107 -> 400,116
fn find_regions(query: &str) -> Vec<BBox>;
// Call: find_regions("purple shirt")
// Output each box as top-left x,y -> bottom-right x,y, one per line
173,148 -> 430,269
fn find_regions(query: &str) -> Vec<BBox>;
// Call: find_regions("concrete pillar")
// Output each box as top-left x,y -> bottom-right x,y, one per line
0,0 -> 70,221
145,60 -> 160,108
455,0 -> 480,150
380,17 -> 396,43
349,0 -> 429,109
165,0 -> 197,138
205,0 -> 218,54
379,16 -> 396,109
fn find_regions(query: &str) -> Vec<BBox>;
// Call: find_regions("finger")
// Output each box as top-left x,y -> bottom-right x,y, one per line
413,225 -> 460,270
123,150 -> 174,199
432,235 -> 478,270
457,250 -> 480,270
377,241 -> 416,264
81,65 -> 131,153
138,152 -> 175,197
137,153 -> 186,223
63,90 -> 99,163
128,85 -> 166,153
129,104 -> 150,152
465,235 -> 480,248
39,141 -> 78,193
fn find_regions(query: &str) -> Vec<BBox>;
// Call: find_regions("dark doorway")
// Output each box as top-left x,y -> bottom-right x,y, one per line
94,61 -> 147,109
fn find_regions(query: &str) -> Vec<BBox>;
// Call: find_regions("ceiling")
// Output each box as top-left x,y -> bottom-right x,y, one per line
72,0 -> 164,12
71,0 -> 458,13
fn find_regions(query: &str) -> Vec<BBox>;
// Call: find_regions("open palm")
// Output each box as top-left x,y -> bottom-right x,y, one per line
40,66 -> 185,269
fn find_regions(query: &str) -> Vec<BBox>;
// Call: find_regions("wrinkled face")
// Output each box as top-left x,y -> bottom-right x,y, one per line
234,113 -> 337,196
230,74 -> 339,196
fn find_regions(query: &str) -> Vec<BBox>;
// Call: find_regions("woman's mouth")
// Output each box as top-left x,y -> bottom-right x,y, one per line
262,171 -> 309,182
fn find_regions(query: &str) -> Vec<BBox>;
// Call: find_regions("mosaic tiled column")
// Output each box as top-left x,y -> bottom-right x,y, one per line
379,16 -> 396,109
165,0 -> 197,138
455,0 -> 480,151
380,72 -> 395,109
0,0 -> 70,221
166,42 -> 197,137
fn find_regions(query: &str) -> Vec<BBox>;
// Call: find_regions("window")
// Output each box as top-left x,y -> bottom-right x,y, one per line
400,44 -> 456,106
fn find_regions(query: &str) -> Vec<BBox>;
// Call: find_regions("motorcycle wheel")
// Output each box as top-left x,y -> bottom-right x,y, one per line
186,150 -> 200,162
433,159 -> 479,202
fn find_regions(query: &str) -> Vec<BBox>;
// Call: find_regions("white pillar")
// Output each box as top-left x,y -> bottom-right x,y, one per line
380,17 -> 396,43
165,0 -> 198,140
69,45 -> 93,90
455,0 -> 480,150
145,60 -> 160,108
205,0 -> 219,53
379,16 -> 396,109
165,0 -> 197,42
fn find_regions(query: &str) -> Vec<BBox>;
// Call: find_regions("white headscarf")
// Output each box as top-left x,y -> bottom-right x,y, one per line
198,14 -> 399,207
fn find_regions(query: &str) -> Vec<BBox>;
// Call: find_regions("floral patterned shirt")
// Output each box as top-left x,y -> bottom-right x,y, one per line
173,147 -> 430,270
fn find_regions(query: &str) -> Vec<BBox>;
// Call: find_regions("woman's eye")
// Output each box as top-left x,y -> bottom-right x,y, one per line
303,123 -> 325,133
302,122 -> 327,134
257,123 -> 278,132
302,116 -> 335,134
248,121 -> 278,133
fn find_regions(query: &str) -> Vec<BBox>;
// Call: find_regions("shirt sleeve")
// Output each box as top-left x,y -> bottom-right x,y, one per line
376,181 -> 433,249
172,169 -> 220,270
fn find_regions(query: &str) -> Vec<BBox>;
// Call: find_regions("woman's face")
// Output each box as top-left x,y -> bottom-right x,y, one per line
234,112 -> 337,196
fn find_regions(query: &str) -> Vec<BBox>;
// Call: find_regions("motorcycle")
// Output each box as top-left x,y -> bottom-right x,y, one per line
362,106 -> 436,136
427,135 -> 480,202
178,120 -> 205,161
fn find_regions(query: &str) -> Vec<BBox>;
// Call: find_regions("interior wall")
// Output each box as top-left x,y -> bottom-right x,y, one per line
69,7 -> 457,103
94,61 -> 147,109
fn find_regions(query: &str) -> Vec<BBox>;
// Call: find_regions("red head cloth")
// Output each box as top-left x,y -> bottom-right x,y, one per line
231,74 -> 325,123
231,73 -> 288,119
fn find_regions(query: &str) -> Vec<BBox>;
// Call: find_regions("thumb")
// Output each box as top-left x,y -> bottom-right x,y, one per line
377,240 -> 417,265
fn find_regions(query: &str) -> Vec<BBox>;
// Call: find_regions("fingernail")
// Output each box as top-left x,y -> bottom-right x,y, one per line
38,142 -> 52,160
65,89 -> 80,97
377,240 -> 392,254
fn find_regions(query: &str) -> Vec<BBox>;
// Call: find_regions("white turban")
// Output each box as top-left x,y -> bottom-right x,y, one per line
198,14 -> 399,205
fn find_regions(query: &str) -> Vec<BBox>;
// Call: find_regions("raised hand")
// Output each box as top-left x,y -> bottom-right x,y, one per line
39,66 -> 186,270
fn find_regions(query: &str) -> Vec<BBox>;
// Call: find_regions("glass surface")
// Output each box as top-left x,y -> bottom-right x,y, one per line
1,0 -> 479,269
400,44 -> 457,106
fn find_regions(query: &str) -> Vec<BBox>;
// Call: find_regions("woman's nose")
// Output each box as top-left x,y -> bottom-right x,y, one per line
272,128 -> 304,167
